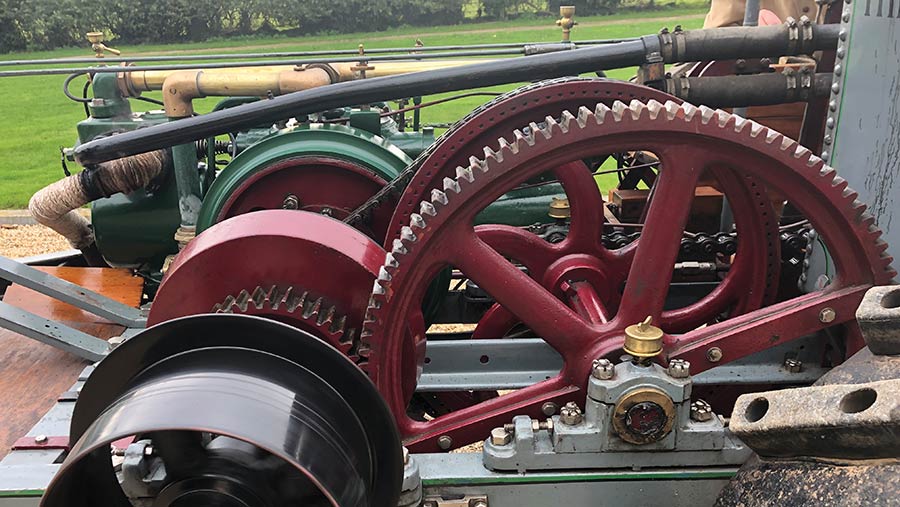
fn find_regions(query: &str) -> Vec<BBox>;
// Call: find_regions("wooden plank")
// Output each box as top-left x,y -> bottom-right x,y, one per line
0,267 -> 142,458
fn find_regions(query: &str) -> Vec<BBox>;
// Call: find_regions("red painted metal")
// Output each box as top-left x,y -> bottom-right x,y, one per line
216,156 -> 397,240
149,210 -> 386,360
11,435 -> 68,451
363,99 -> 895,451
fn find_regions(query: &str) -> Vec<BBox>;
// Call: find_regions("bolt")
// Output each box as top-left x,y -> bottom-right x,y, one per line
690,400 -> 714,422
471,501 -> 488,507
490,427 -> 512,446
706,347 -> 723,363
784,358 -> 803,373
34,435 -> 48,445
282,194 -> 300,210
402,446 -> 409,465
667,359 -> 691,379
559,401 -> 583,425
437,435 -> 453,450
591,358 -> 615,380
321,207 -> 334,217
541,401 -> 559,415
819,307 -> 836,323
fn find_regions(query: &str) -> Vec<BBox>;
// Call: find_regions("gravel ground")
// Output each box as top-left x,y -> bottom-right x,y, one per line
0,224 -> 71,258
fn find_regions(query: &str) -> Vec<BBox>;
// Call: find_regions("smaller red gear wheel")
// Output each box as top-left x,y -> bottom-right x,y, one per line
148,210 -> 385,359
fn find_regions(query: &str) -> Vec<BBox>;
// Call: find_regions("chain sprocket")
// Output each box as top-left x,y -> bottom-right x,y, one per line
362,99 -> 895,451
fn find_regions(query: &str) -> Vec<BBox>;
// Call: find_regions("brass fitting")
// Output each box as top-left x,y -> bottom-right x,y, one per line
548,196 -> 571,219
86,32 -> 120,59
556,6 -> 577,42
623,316 -> 664,358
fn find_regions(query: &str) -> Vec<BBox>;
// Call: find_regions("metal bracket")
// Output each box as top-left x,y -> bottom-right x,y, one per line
0,301 -> 109,361
423,495 -> 488,507
0,256 -> 146,328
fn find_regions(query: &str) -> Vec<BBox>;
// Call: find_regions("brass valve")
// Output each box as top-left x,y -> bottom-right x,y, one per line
86,32 -> 120,59
548,196 -> 571,219
556,6 -> 577,42
623,316 -> 664,358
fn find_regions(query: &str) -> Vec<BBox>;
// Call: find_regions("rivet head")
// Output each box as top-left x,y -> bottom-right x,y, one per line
706,347 -> 723,362
819,307 -> 837,323
826,118 -> 835,129
829,100 -> 838,111
839,29 -> 847,41
833,64 -> 842,76
836,48 -> 845,59
437,435 -> 453,450
821,150 -> 830,159
831,83 -> 841,94
824,135 -> 833,145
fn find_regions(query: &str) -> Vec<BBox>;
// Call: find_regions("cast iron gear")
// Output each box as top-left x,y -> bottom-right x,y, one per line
362,98 -> 895,451
213,285 -> 358,357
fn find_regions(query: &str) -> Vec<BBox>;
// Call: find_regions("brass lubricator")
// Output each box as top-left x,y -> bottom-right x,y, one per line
556,6 -> 577,42
548,197 -> 571,219
86,32 -> 120,59
623,316 -> 664,360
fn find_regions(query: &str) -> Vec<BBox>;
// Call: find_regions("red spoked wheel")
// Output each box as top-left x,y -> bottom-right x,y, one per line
362,99 -> 895,451
385,78 -> 780,338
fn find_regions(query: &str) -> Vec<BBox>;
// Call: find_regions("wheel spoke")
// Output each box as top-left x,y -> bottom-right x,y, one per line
475,224 -> 560,275
666,285 -> 871,373
399,376 -> 579,451
451,234 -> 596,351
617,146 -> 704,325
554,161 -> 605,252
563,280 -> 610,324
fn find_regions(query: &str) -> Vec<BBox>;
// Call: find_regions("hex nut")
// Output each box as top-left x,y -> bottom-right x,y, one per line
437,435 -> 453,450
541,401 -> 558,415
559,401 -> 584,425
690,400 -> 714,422
667,359 -> 691,379
706,347 -> 723,362
592,358 -> 615,380
490,427 -> 512,446
819,307 -> 837,323
783,358 -> 803,373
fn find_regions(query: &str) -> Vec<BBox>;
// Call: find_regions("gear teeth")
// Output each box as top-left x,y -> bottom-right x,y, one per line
576,106 -> 593,127
530,121 -> 552,140
443,176 -> 461,194
234,289 -> 251,312
456,165 -> 475,183
303,297 -> 323,320
748,120 -> 766,138
431,188 -> 449,207
468,156 -> 486,173
410,213 -> 426,230
663,100 -> 681,120
627,99 -> 647,120
400,226 -> 417,244
645,99 -> 664,120
831,176 -> 848,193
611,101 -> 628,121
681,102 -> 700,122
697,105 -> 716,125
378,265 -> 393,283
392,238 -> 408,255
765,129 -> 781,145
716,109 -> 733,128
384,252 -> 399,269
497,137 -> 518,155
420,201 -> 437,217
514,128 -> 535,147
559,110 -> 577,130
594,102 -> 612,124
806,154 -> 824,168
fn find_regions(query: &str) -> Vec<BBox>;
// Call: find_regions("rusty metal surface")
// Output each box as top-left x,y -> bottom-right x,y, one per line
715,455 -> 900,507
855,285 -> 900,355
730,378 -> 899,460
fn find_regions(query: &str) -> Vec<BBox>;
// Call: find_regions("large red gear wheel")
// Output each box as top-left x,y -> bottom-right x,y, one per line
362,99 -> 895,451
148,210 -> 386,360
386,79 -> 780,336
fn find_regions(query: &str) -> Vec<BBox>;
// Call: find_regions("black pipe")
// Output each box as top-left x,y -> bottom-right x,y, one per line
663,72 -> 833,108
74,24 -> 839,166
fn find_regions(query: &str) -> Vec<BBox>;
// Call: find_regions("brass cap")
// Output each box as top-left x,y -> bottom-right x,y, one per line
86,32 -> 104,44
623,316 -> 663,358
548,196 -> 571,219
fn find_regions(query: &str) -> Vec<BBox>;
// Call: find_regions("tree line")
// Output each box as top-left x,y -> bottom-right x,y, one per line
0,0 -> 643,53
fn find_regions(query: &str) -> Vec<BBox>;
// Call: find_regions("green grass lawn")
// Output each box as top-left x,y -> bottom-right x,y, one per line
0,6 -> 706,208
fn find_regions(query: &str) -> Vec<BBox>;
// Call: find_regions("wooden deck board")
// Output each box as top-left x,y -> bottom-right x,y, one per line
0,267 -> 142,458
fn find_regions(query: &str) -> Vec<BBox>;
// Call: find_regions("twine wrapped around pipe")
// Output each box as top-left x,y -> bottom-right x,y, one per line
28,150 -> 170,251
